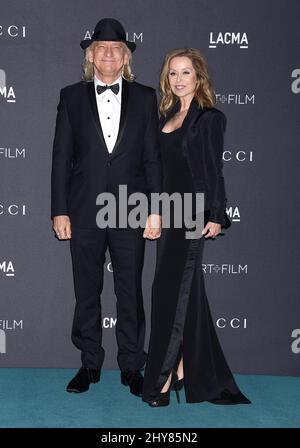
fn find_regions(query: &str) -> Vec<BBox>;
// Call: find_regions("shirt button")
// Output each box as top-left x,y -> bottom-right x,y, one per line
108,135 -> 111,138
107,100 -> 110,102
107,161 -> 111,166
107,117 -> 110,119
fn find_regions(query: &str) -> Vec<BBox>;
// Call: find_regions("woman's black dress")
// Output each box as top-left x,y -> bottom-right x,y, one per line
142,119 -> 250,404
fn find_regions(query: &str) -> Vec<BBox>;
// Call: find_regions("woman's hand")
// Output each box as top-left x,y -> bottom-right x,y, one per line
202,221 -> 221,239
143,214 -> 161,240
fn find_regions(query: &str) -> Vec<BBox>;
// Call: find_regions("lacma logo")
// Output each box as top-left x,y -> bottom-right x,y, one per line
103,318 -> 117,328
0,329 -> 6,354
209,32 -> 248,49
0,261 -> 15,277
0,69 -> 16,103
226,206 -> 241,223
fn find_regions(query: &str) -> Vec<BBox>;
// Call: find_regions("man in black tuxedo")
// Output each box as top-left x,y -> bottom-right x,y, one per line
51,18 -> 162,395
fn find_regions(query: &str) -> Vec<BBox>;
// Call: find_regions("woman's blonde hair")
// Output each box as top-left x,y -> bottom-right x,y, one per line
81,41 -> 135,82
159,48 -> 216,116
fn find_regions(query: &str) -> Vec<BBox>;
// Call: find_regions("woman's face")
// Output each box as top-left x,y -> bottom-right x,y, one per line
168,56 -> 197,99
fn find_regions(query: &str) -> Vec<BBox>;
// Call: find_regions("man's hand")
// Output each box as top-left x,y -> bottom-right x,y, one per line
53,215 -> 72,240
202,221 -> 221,239
143,214 -> 161,240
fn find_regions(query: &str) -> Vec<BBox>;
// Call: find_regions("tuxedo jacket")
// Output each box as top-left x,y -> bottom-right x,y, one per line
159,99 -> 229,227
51,79 -> 162,228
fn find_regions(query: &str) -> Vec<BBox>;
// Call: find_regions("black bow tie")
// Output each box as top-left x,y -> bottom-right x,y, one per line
96,83 -> 120,95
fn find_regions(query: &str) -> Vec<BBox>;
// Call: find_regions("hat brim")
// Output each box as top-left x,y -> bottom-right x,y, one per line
80,39 -> 136,52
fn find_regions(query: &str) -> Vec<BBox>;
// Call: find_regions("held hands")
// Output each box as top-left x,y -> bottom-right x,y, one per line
143,214 -> 161,240
202,221 -> 221,239
53,215 -> 72,240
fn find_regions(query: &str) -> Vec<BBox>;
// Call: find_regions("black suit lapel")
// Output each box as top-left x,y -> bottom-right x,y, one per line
161,99 -> 207,159
181,100 -> 207,147
185,99 -> 206,125
87,81 -> 109,154
160,99 -> 207,130
159,100 -> 180,131
110,78 -> 129,158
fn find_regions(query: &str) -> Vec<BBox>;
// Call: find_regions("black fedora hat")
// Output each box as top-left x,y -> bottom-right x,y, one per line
80,18 -> 136,52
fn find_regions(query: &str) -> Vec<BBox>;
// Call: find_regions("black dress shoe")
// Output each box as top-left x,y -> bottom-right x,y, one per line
66,367 -> 101,393
121,369 -> 144,397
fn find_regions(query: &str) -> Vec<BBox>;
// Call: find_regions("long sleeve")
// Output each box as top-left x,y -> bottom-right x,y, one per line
204,110 -> 228,226
51,89 -> 74,218
143,91 -> 163,215
143,91 -> 162,195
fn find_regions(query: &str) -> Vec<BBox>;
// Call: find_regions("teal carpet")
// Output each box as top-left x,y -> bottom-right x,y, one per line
0,369 -> 299,428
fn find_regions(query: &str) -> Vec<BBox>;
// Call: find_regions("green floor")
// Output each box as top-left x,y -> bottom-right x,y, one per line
0,369 -> 299,428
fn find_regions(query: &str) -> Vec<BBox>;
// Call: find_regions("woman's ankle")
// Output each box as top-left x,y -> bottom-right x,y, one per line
176,369 -> 184,380
161,372 -> 172,393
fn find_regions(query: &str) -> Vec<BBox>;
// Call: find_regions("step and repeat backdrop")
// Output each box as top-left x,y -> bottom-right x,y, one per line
1,0 -> 299,374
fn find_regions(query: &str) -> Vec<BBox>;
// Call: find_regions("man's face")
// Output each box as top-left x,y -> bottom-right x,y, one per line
88,41 -> 129,80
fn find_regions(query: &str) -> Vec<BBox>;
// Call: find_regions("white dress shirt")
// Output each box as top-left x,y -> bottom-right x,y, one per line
94,75 -> 122,153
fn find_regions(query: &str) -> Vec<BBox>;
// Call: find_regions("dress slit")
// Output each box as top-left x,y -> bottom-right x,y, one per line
144,237 -> 199,401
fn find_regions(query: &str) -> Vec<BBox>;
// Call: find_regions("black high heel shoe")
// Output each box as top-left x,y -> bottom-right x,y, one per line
172,377 -> 184,391
148,370 -> 180,407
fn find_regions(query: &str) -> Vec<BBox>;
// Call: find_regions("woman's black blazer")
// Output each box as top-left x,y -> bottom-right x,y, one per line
159,99 -> 230,228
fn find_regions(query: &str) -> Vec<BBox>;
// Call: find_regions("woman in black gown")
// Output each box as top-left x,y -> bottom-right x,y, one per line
142,48 -> 251,407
